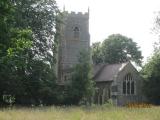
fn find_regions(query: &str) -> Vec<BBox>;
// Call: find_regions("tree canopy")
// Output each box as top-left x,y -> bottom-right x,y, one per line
141,12 -> 160,105
0,0 -> 60,106
91,34 -> 143,66
141,51 -> 160,104
91,42 -> 103,64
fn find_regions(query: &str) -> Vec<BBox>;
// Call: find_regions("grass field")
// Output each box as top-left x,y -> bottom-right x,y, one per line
0,106 -> 160,120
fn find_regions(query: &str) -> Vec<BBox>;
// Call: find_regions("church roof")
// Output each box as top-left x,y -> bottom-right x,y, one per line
93,62 -> 129,82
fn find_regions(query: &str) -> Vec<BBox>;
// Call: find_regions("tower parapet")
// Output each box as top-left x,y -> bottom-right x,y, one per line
63,11 -> 89,19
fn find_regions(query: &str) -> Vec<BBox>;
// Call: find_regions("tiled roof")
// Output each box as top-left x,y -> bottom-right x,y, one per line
93,62 -> 128,82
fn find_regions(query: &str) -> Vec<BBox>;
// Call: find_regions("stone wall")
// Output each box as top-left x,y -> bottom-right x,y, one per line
113,63 -> 144,106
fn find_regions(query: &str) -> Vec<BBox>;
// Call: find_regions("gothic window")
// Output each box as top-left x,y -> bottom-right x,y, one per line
73,26 -> 80,39
131,81 -> 135,94
123,81 -> 126,94
122,73 -> 135,95
127,80 -> 130,94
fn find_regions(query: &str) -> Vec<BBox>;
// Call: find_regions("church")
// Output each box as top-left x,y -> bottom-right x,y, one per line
57,10 -> 144,106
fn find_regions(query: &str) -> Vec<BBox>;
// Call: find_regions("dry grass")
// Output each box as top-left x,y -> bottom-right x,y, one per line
0,106 -> 160,120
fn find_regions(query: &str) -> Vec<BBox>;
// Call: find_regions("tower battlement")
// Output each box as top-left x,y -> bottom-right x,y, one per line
63,11 -> 89,18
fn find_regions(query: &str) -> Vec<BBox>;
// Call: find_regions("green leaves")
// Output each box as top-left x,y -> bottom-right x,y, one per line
91,42 -> 103,64
7,29 -> 32,57
91,34 -> 143,66
68,50 -> 94,105
0,0 -> 60,106
142,51 -> 160,104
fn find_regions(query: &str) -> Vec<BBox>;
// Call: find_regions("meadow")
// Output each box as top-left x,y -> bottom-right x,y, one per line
0,106 -> 160,120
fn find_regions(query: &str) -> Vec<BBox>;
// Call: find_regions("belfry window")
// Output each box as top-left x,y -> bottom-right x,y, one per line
73,26 -> 80,39
122,73 -> 135,95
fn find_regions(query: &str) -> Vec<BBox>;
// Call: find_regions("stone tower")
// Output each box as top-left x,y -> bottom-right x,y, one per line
58,11 -> 90,84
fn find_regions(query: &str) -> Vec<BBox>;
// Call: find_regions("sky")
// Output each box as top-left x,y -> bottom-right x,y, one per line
56,0 -> 160,63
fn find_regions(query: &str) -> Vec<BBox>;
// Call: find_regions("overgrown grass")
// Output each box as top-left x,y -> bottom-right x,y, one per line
0,106 -> 160,120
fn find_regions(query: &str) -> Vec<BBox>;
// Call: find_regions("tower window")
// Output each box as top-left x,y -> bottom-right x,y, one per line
73,26 -> 80,39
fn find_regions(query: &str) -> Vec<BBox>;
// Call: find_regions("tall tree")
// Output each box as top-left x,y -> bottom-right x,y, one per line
0,0 -> 60,106
141,12 -> 160,104
91,42 -> 103,64
12,0 -> 59,66
11,0 -> 60,105
141,51 -> 160,104
92,34 -> 143,65
0,0 -> 33,105
67,50 -> 94,105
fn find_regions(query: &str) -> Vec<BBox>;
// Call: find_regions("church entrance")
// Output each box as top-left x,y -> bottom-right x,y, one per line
95,86 -> 111,105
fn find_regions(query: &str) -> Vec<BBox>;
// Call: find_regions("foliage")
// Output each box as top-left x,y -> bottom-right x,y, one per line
12,0 -> 60,67
140,10 -> 160,105
0,0 -> 33,105
91,34 -> 143,66
103,99 -> 114,108
141,51 -> 160,105
67,50 -> 95,105
0,0 -> 60,106
91,42 -> 103,64
0,0 -> 14,45
141,9 -> 160,105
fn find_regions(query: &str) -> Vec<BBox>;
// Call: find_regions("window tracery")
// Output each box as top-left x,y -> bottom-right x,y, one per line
122,73 -> 135,95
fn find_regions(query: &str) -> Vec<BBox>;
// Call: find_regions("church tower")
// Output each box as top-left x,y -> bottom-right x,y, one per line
58,10 -> 90,84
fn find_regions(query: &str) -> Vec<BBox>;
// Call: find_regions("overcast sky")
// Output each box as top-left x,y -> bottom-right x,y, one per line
56,0 -> 160,62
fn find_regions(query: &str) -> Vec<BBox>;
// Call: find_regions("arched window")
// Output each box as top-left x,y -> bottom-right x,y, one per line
131,81 -> 135,94
123,81 -> 126,94
127,80 -> 130,94
73,26 -> 80,39
122,73 -> 135,95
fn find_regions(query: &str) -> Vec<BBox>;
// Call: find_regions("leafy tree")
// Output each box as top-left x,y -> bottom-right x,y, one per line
0,0 -> 32,105
91,42 -> 103,64
0,29 -> 33,105
13,0 -> 59,64
141,51 -> 160,104
141,13 -> 160,104
11,0 -> 60,105
0,0 -> 60,106
92,34 -> 143,65
67,50 -> 94,105
16,59 -> 57,105
0,0 -> 27,105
